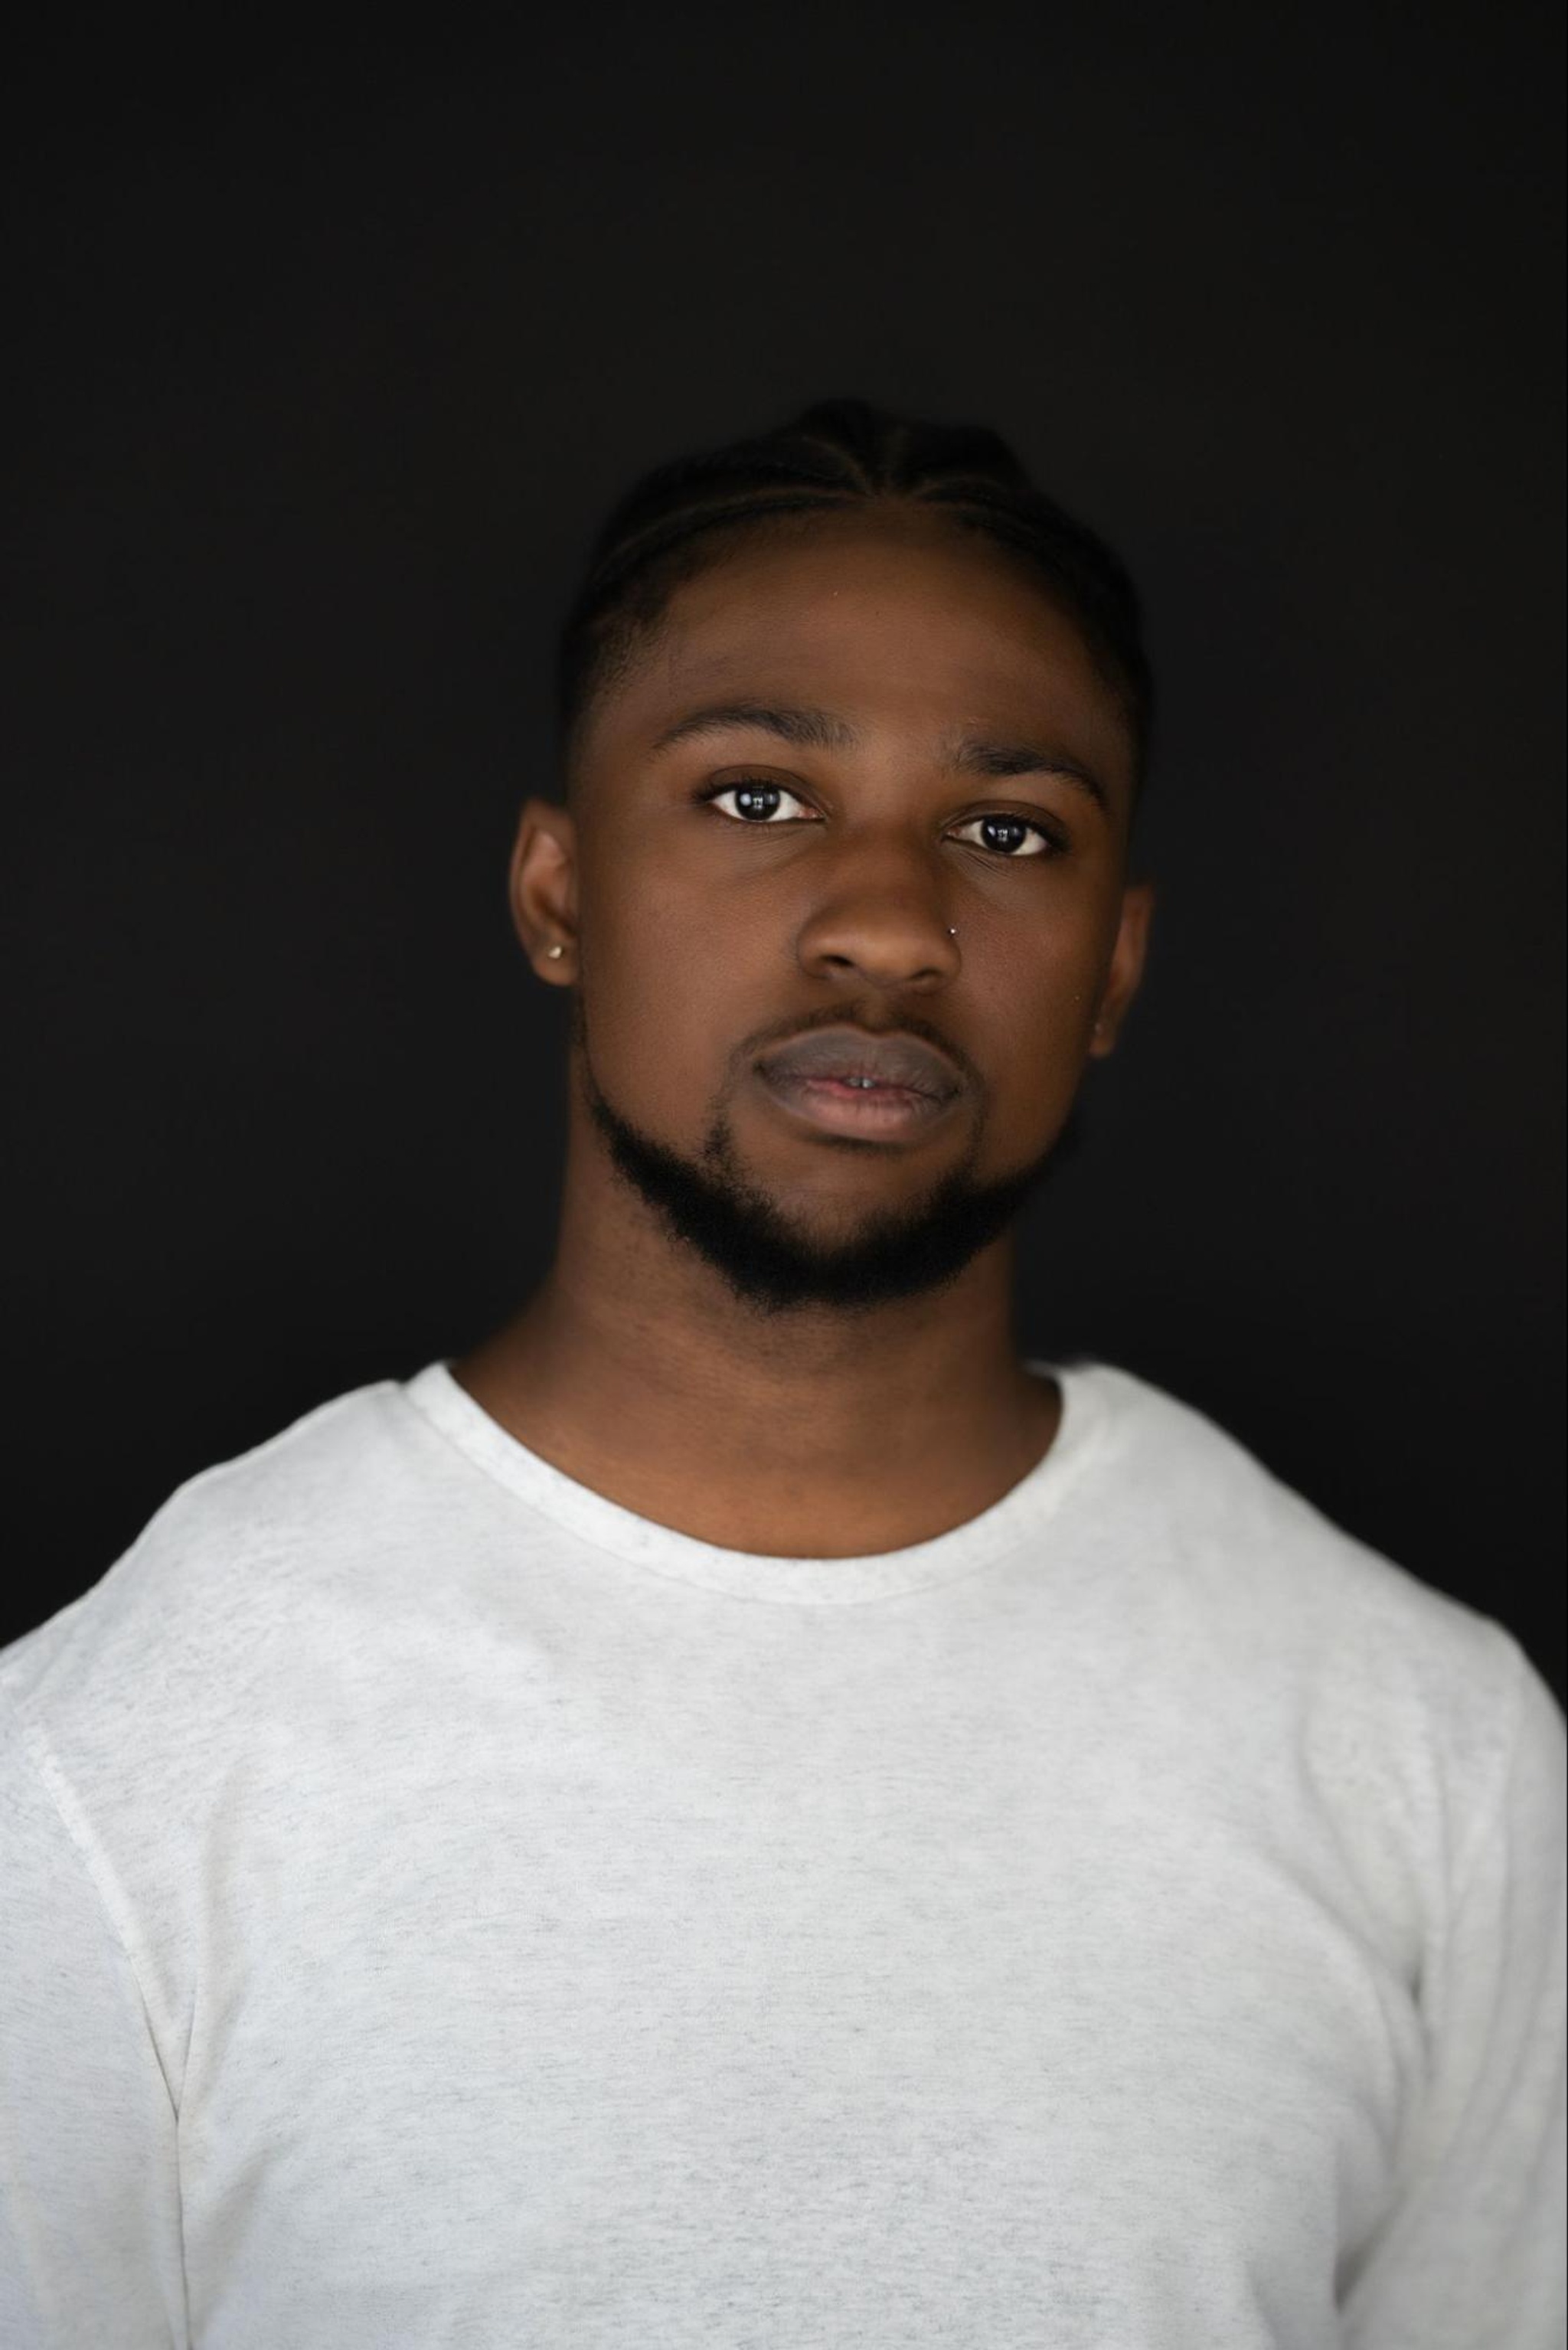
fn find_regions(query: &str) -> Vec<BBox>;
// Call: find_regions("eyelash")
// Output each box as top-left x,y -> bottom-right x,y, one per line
694,778 -> 1068,859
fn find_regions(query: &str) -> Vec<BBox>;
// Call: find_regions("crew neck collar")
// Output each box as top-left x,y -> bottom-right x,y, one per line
399,1356 -> 1112,1605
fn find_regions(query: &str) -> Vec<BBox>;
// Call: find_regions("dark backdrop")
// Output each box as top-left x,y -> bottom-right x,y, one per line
6,6 -> 1563,1695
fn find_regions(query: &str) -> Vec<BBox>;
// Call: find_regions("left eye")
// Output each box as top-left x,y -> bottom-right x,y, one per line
949,815 -> 1054,858
704,784 -> 1057,858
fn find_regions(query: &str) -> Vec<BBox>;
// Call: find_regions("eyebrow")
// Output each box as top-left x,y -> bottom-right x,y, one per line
949,735 -> 1108,814
651,701 -> 857,756
648,699 -> 1109,814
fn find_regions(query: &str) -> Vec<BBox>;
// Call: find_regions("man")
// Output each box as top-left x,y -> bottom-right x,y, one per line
2,399 -> 1563,2347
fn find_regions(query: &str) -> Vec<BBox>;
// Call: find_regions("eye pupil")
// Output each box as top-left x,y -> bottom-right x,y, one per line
710,786 -> 1050,854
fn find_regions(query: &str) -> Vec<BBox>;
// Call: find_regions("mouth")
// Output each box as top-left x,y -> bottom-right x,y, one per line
751,1063 -> 961,1143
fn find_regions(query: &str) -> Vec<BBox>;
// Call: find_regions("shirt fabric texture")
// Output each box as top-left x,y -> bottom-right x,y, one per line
1,1356 -> 1563,2349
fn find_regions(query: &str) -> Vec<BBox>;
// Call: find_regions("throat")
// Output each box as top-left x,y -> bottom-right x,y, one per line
449,1346 -> 1062,1561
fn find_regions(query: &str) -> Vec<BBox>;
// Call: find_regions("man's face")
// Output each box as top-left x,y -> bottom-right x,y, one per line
518,504 -> 1153,1316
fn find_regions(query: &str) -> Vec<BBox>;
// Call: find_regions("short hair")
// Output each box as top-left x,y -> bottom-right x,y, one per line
554,396 -> 1153,799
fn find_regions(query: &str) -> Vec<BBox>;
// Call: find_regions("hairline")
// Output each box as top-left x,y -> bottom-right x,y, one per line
560,501 -> 1147,802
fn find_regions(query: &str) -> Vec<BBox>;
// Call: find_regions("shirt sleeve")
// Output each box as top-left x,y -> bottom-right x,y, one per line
0,1698 -> 188,2348
1340,1637 -> 1567,2350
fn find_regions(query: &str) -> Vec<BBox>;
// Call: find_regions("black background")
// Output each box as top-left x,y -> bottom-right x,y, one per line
6,6 -> 1563,1693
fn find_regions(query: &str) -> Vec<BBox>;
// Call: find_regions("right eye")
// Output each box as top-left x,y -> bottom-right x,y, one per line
697,779 -> 818,825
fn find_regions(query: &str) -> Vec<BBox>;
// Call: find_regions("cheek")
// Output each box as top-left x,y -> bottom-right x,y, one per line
579,861 -> 758,1113
969,920 -> 1108,1117
586,817 -> 778,971
973,900 -> 1102,1018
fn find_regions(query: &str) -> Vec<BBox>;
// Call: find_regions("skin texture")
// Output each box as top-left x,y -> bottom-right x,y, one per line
452,502 -> 1155,1557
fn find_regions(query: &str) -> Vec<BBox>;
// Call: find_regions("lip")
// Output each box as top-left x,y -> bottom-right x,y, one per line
753,1065 -> 959,1141
756,1026 -> 964,1103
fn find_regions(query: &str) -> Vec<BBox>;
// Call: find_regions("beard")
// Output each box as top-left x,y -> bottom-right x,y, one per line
573,1004 -> 1085,1319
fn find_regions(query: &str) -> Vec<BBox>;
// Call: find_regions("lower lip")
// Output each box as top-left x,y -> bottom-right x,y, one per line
754,1067 -> 959,1140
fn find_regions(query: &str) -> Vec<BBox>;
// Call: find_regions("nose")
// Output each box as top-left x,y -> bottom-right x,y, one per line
794,861 -> 962,992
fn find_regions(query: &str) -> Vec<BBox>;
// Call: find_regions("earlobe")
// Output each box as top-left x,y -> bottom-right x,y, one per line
1090,879 -> 1156,1057
510,796 -> 579,977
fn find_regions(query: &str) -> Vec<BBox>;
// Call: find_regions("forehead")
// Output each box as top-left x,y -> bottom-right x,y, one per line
578,508 -> 1136,795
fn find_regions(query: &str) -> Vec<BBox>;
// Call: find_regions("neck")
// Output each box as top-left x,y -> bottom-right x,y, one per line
450,1123 -> 1060,1560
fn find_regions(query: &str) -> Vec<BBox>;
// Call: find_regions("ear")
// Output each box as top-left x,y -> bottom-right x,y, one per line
1087,878 -> 1155,1057
508,796 -> 579,982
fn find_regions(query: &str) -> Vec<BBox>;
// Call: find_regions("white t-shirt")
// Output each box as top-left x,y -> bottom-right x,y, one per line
2,1356 -> 1562,2349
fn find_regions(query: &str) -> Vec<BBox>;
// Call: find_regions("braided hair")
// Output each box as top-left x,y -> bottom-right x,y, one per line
555,397 -> 1152,799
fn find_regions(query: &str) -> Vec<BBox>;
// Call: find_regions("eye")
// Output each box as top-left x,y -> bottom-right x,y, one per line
700,780 -> 1067,864
949,814 -> 1062,859
699,777 -> 815,824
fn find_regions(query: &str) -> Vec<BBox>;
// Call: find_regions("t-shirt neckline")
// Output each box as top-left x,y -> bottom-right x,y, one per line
399,1356 -> 1110,1604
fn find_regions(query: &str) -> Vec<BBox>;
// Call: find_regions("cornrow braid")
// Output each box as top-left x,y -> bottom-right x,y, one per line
555,396 -> 1152,796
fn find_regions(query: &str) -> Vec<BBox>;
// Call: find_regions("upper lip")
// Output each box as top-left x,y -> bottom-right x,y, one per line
756,1027 -> 963,1102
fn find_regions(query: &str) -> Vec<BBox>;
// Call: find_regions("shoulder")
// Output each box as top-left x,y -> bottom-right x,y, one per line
1067,1355 -> 1555,1788
0,1372 -> 424,1779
